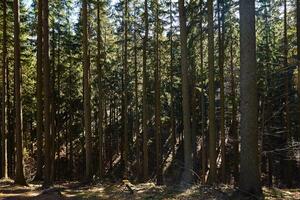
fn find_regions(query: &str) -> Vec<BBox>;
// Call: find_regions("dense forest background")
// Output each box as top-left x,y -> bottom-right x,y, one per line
0,0 -> 300,199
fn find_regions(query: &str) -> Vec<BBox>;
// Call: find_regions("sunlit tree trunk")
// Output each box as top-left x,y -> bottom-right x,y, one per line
1,0 -> 8,179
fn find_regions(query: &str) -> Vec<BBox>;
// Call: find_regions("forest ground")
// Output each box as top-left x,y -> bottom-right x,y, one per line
0,179 -> 299,200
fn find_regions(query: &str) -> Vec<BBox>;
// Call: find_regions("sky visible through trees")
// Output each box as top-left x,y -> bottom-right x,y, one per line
0,0 -> 300,199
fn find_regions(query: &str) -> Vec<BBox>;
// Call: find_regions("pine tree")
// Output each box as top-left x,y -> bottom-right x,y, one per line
13,0 -> 27,186
154,0 -> 162,185
178,0 -> 193,184
1,0 -> 8,179
35,0 -> 43,181
239,0 -> 262,196
142,0 -> 149,182
208,0 -> 216,184
43,0 -> 52,187
82,0 -> 92,182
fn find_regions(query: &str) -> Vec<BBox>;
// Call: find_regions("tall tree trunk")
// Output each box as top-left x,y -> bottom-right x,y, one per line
83,0 -> 92,182
97,0 -> 104,179
43,0 -> 52,187
199,0 -> 206,184
142,0 -> 149,182
297,0 -> 300,138
35,0 -> 43,181
284,0 -> 290,142
155,0 -> 163,185
230,36 -> 238,185
123,0 -> 129,178
169,0 -> 176,157
283,0 -> 292,187
13,0 -> 26,185
217,0 -> 226,183
2,0 -> 8,179
133,9 -> 140,179
239,0 -> 262,196
207,0 -> 216,184
178,0 -> 193,184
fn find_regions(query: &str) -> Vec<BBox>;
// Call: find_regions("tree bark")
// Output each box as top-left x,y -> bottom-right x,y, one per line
239,0 -> 262,196
169,0 -> 176,157
154,0 -> 163,185
178,0 -> 193,184
142,0 -> 149,182
35,0 -> 44,181
2,0 -> 8,179
207,0 -> 216,184
217,0 -> 226,183
123,0 -> 129,178
96,0 -> 104,179
83,0 -> 92,182
42,0 -> 52,188
200,4 -> 206,184
13,0 -> 27,185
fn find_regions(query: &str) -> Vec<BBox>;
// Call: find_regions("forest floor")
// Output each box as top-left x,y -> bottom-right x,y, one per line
0,179 -> 299,200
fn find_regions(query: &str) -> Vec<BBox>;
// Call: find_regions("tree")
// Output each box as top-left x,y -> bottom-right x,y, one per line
122,0 -> 129,177
178,0 -> 193,184
96,0 -> 104,179
1,0 -> 8,179
168,0 -> 176,157
217,0 -> 226,182
207,0 -> 216,183
239,0 -> 262,197
43,0 -> 52,187
82,0 -> 92,182
35,0 -> 43,181
13,0 -> 27,185
298,0 -> 300,106
142,0 -> 149,182
154,0 -> 162,185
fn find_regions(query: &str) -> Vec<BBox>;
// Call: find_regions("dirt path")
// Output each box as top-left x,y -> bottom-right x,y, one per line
0,179 -> 299,199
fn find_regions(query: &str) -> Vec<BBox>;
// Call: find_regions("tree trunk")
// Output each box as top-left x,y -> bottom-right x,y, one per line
207,0 -> 216,184
142,0 -> 149,182
13,0 -> 27,185
42,0 -> 52,188
297,0 -> 300,140
133,7 -> 141,179
123,0 -> 129,178
96,0 -> 104,179
155,0 -> 163,185
239,0 -> 262,196
169,0 -> 176,157
178,0 -> 193,184
230,36 -> 238,185
35,0 -> 44,181
217,0 -> 226,183
83,0 -> 92,182
2,0 -> 8,179
199,0 -> 206,184
283,0 -> 292,187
